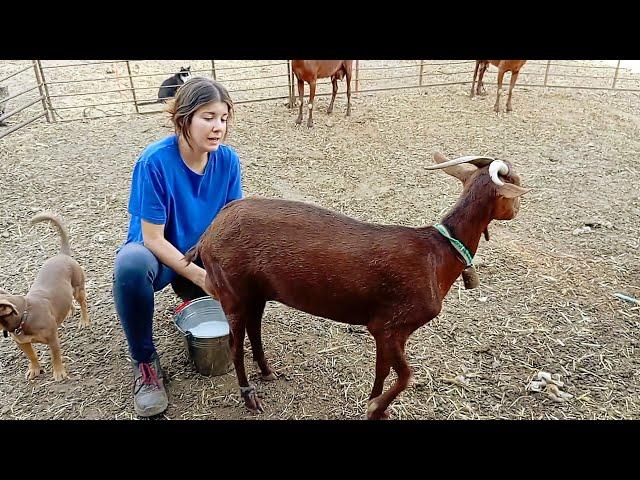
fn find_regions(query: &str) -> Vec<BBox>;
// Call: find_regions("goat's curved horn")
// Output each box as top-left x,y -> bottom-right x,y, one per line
489,160 -> 509,186
425,155 -> 496,170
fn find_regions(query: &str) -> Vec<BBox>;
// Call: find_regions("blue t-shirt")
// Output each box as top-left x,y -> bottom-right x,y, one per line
124,134 -> 243,254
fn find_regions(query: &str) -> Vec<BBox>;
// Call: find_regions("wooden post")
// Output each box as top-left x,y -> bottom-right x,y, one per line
419,60 -> 424,86
211,60 -> 217,81
355,60 -> 360,92
36,60 -> 56,123
31,60 -> 51,123
612,60 -> 621,89
543,60 -> 551,87
125,61 -> 140,114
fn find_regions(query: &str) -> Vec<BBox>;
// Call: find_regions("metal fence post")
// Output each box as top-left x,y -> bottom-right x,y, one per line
125,61 -> 140,114
287,60 -> 294,108
419,60 -> 424,86
36,60 -> 56,123
543,60 -> 551,87
612,60 -> 621,89
211,60 -> 217,81
31,60 -> 51,123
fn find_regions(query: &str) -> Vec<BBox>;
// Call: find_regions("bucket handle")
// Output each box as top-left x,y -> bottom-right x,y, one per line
175,300 -> 192,313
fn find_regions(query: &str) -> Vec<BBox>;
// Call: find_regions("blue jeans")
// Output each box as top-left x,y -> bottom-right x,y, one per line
112,242 -> 205,363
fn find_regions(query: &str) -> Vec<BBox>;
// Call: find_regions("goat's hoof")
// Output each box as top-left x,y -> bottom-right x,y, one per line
240,386 -> 265,413
261,371 -> 278,381
366,399 -> 391,420
366,408 -> 391,420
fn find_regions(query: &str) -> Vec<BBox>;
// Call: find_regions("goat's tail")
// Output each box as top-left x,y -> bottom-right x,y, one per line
30,212 -> 71,256
183,242 -> 200,265
182,242 -> 236,301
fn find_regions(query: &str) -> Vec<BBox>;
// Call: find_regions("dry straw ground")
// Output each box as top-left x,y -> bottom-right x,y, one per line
0,60 -> 639,420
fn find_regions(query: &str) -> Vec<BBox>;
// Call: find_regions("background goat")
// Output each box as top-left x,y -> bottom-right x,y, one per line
185,153 -> 531,419
291,60 -> 353,127
471,60 -> 527,113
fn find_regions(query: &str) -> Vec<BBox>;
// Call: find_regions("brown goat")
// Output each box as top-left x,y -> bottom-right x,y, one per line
291,60 -> 353,127
471,60 -> 527,113
185,153 -> 531,419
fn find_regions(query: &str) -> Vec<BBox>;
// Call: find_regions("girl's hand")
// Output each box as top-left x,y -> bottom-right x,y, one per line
194,266 -> 216,298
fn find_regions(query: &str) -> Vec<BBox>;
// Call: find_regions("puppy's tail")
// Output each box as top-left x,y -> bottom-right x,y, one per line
30,212 -> 71,256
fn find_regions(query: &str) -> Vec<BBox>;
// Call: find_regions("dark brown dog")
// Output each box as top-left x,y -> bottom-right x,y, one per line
0,213 -> 89,381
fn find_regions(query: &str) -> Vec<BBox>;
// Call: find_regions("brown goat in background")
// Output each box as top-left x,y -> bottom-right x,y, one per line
291,60 -> 353,127
185,153 -> 531,419
471,60 -> 527,113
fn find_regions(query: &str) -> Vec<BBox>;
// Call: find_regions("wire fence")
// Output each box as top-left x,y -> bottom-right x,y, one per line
1,60 -> 639,140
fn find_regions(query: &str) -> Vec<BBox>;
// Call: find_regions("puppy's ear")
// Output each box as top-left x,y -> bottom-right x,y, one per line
0,301 -> 18,317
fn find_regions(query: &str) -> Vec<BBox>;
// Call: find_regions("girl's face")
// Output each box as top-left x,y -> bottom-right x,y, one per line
187,101 -> 229,153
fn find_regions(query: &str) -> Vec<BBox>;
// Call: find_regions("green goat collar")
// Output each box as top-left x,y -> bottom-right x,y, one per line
434,223 -> 474,267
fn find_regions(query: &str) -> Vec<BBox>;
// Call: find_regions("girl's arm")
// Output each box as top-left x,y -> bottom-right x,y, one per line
141,220 -> 212,294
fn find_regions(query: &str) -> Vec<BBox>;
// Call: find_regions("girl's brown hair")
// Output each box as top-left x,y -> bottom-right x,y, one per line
165,77 -> 234,148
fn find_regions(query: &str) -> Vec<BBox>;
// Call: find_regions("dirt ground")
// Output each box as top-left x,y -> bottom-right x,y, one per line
0,65 -> 639,420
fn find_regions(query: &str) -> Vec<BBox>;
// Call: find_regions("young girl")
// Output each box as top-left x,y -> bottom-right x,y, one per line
113,77 -> 242,417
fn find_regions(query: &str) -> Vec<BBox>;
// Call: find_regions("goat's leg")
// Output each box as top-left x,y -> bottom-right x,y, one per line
245,299 -> 276,381
295,79 -> 304,125
477,62 -> 489,96
228,310 -> 264,413
470,60 -> 480,98
506,70 -> 520,113
369,334 -> 392,410
345,70 -> 352,117
327,77 -> 338,114
366,334 -> 412,420
307,79 -> 317,128
494,68 -> 506,113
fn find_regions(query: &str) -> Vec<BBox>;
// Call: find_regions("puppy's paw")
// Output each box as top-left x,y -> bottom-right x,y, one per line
53,367 -> 68,381
25,365 -> 43,380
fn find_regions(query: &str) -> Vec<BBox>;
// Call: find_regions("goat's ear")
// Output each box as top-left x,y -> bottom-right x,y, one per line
432,152 -> 476,183
0,301 -> 18,317
447,164 -> 476,184
433,152 -> 449,164
498,183 -> 532,198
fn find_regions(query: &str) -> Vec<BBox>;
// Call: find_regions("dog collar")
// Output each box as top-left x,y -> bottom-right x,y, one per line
434,223 -> 474,267
12,310 -> 29,335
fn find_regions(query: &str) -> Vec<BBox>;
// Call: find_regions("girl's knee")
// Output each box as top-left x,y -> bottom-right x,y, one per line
113,243 -> 158,284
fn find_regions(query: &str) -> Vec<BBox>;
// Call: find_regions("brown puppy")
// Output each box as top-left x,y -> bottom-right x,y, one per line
0,213 -> 89,381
